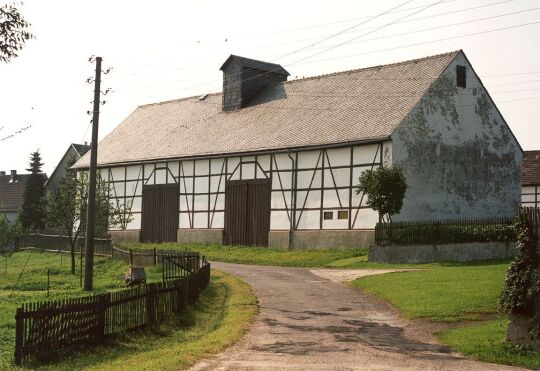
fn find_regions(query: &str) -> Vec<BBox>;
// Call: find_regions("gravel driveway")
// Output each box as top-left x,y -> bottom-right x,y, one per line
189,262 -> 522,371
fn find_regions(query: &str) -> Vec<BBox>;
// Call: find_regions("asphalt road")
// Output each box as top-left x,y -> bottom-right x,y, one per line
189,262 -> 522,371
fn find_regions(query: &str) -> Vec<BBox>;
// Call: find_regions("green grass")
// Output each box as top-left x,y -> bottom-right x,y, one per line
119,242 -> 439,269
350,260 -> 540,369
47,269 -> 257,370
438,318 -> 540,369
0,251 -> 257,370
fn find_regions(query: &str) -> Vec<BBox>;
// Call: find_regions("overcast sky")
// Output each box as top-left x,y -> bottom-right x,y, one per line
1,0 -> 539,176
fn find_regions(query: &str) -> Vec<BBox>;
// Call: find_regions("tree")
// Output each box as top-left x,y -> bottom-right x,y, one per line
0,2 -> 33,63
355,166 -> 407,223
0,215 -> 22,274
20,150 -> 47,231
48,161 -> 120,274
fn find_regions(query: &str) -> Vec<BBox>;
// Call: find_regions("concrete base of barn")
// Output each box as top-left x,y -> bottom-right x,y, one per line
368,241 -> 517,263
507,313 -> 540,351
109,229 -> 140,244
269,230 -> 375,249
177,229 -> 224,244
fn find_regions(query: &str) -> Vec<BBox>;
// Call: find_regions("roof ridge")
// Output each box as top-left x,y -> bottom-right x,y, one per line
138,50 -> 460,108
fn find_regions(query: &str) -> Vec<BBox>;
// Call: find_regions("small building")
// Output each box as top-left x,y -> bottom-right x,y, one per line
73,50 -> 522,248
46,143 -> 90,195
0,170 -> 31,223
522,150 -> 540,208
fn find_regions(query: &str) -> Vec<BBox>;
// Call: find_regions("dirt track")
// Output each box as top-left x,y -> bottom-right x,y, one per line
189,262 -> 521,371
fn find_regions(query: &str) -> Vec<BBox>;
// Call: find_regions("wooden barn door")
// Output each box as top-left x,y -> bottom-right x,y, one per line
225,179 -> 271,246
140,184 -> 179,243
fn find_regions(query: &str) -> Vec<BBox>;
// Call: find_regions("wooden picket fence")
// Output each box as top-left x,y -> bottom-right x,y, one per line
16,232 -> 113,256
13,261 -> 210,365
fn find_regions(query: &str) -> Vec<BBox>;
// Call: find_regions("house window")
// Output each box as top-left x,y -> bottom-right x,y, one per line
338,210 -> 349,219
456,65 -> 466,88
323,211 -> 333,220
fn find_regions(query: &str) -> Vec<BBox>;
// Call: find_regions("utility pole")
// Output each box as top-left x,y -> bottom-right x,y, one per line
83,56 -> 102,291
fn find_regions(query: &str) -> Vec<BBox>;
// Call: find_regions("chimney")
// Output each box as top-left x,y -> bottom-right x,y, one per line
9,170 -> 17,183
0,171 -> 5,176
220,55 -> 289,111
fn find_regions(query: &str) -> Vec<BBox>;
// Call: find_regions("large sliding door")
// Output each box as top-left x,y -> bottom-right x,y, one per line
140,184 -> 179,242
225,179 -> 271,246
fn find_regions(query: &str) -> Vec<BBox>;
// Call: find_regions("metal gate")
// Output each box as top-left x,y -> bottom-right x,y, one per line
140,184 -> 179,243
225,179 -> 271,246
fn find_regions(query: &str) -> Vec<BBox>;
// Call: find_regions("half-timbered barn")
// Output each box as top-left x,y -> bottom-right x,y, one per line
73,50 -> 522,248
522,150 -> 540,209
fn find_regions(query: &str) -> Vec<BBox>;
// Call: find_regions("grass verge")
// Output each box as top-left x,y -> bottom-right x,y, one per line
349,260 -> 540,369
47,269 -> 257,370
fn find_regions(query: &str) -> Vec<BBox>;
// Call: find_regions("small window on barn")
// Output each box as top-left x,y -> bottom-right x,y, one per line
456,65 -> 466,88
338,210 -> 349,220
323,211 -> 333,220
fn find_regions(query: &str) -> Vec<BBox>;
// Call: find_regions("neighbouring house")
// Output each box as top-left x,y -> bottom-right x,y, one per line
46,143 -> 91,196
0,170 -> 31,223
73,50 -> 522,248
522,150 -> 540,208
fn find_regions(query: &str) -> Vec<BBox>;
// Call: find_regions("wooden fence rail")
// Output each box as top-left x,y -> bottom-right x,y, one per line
14,261 -> 210,365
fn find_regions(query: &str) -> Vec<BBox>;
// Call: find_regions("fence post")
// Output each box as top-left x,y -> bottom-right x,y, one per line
153,248 -> 157,266
146,283 -> 156,327
129,249 -> 133,267
98,294 -> 110,339
14,307 -> 24,365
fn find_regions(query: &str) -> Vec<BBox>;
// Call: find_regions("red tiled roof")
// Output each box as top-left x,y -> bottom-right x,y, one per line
0,174 -> 31,212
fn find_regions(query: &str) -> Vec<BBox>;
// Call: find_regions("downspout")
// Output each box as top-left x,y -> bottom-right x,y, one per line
287,150 -> 296,250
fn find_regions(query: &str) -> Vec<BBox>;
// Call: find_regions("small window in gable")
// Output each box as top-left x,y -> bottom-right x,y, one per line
323,211 -> 333,220
338,210 -> 349,220
456,65 -> 466,88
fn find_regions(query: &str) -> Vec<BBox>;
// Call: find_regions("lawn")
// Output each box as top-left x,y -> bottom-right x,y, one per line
350,260 -> 540,369
0,250 -> 257,370
119,242 -> 436,269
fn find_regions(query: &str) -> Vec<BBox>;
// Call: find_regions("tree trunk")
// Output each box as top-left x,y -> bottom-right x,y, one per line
70,240 -> 75,274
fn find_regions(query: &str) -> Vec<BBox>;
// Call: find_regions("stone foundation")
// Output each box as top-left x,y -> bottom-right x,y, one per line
268,230 -> 374,249
177,229 -> 224,244
109,229 -> 140,243
368,241 -> 517,263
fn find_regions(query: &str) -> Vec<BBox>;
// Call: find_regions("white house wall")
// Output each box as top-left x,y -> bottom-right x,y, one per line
522,185 -> 539,208
103,142 -> 382,232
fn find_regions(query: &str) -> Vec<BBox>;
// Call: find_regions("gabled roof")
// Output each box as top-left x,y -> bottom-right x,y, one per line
72,143 -> 91,157
0,173 -> 30,212
74,50 -> 460,169
220,55 -> 290,76
46,143 -> 90,188
523,150 -> 540,186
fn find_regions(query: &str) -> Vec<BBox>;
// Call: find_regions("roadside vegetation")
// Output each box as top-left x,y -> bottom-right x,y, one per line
350,260 -> 540,369
0,251 -> 256,369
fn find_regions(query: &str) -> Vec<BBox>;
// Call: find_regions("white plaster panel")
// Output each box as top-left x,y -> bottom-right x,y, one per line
324,168 -> 350,188
194,160 -> 209,176
211,212 -> 224,228
99,169 -> 109,181
296,210 -> 320,229
130,197 -> 142,213
271,191 -> 287,209
296,190 -> 320,209
179,214 -> 191,228
126,165 -> 142,180
353,144 -> 380,165
193,212 -> 208,228
167,162 -> 179,178
297,150 -> 321,169
194,176 -> 209,193
297,169 -> 322,189
257,155 -> 271,172
125,181 -> 142,196
179,177 -> 193,194
144,164 -> 155,180
154,168 -> 167,184
522,194 -> 536,203
210,175 -> 225,193
210,158 -> 226,174
193,195 -> 208,211
272,171 -> 292,190
110,167 -> 125,182
522,186 -> 536,194
326,147 -> 350,167
242,163 -> 255,179
179,195 -> 192,212
270,210 -> 290,229
323,216 -> 348,230
352,165 -> 378,184
323,190 -> 343,208
227,157 -> 240,175
352,208 -> 379,229
210,193 -> 225,210
112,182 -> 125,197
273,153 -> 293,170
181,161 -> 194,176
382,141 -> 392,166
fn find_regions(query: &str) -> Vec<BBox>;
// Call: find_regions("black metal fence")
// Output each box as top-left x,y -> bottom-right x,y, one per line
14,261 -> 210,365
375,216 -> 517,246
